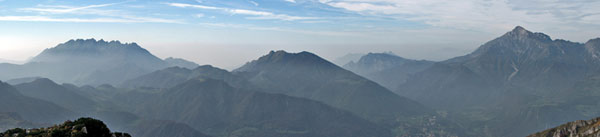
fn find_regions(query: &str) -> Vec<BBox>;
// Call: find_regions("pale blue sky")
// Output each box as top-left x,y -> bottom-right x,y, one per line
1,0 -> 599,69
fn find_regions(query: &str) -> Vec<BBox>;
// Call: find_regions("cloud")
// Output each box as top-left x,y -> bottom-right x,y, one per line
166,3 -> 317,21
318,0 -> 600,33
196,13 -> 205,18
285,0 -> 296,3
249,1 -> 259,6
0,16 -> 179,23
165,3 -> 223,10
16,2 -> 181,24
20,2 -> 123,14
198,22 -> 359,36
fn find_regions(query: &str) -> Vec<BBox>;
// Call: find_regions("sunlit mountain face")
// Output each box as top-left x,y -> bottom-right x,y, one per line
2,0 -> 600,137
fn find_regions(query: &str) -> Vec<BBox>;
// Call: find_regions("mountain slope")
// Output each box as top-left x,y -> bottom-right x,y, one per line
120,65 -> 250,89
234,51 -> 429,121
343,52 -> 434,90
15,78 -> 97,113
114,78 -> 391,137
0,81 -> 73,123
394,26 -> 600,136
528,117 -> 600,137
0,39 -> 196,86
232,51 -> 468,136
164,57 -> 200,69
398,26 -> 600,110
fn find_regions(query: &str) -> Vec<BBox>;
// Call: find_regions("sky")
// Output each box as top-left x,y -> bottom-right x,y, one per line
0,0 -> 599,69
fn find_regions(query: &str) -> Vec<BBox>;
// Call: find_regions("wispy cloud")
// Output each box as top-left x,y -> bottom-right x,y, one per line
15,2 -> 182,24
198,22 -> 359,36
249,1 -> 259,6
0,16 -> 177,23
20,2 -> 122,14
166,3 -> 317,21
318,0 -> 600,33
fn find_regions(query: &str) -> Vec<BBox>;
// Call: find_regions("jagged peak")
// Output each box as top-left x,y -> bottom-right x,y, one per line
503,26 -> 552,41
57,38 -> 141,49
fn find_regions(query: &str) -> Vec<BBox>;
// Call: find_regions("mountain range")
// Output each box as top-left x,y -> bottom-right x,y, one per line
0,39 -> 198,86
3,26 -> 600,137
343,52 -> 434,91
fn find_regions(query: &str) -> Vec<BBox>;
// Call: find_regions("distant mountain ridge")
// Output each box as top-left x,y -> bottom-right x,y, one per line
343,52 -> 434,90
113,78 -> 391,137
396,26 -> 600,136
0,39 -> 199,86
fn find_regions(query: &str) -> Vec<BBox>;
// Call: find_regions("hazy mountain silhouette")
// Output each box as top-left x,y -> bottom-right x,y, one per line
332,53 -> 364,66
399,26 -> 600,109
232,50 -> 467,136
15,78 -> 97,113
0,39 -> 198,86
120,65 -> 250,89
394,26 -> 600,136
0,81 -> 73,124
112,78 -> 391,137
234,51 -> 429,120
164,57 -> 200,69
343,52 -> 434,90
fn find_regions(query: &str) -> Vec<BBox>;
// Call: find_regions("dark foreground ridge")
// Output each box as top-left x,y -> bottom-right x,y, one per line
0,117 -> 130,137
528,117 -> 600,137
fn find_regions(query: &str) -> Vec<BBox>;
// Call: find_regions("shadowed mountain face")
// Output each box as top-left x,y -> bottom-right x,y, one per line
398,26 -> 600,110
120,65 -> 249,89
231,51 -> 467,136
393,26 -> 600,136
113,78 -> 391,137
0,39 -> 198,86
15,78 -> 97,113
0,81 -> 73,124
234,51 -> 430,121
343,52 -> 434,91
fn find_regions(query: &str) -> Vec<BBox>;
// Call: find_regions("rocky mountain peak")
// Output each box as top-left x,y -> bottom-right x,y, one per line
234,50 -> 336,72
503,26 -> 552,42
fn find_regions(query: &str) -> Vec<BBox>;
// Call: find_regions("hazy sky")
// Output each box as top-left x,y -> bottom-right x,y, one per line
1,0 -> 599,69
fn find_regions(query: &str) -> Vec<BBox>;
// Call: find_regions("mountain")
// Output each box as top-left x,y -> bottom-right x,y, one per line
528,117 -> 600,137
15,78 -> 97,113
0,58 -> 24,64
164,57 -> 200,69
393,26 -> 600,136
0,39 -> 197,86
0,80 -> 73,123
0,117 -> 131,137
234,51 -> 429,121
120,65 -> 249,89
113,78 -> 391,137
332,53 -> 364,66
398,26 -> 600,110
127,120 -> 211,137
5,77 -> 42,85
232,51 -> 467,136
0,112 -> 35,132
343,52 -> 434,90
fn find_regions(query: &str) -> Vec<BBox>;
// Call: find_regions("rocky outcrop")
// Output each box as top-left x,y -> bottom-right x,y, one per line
0,117 -> 130,137
529,117 -> 600,137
